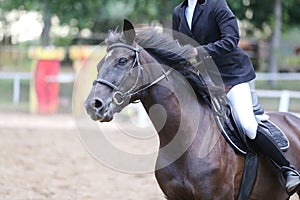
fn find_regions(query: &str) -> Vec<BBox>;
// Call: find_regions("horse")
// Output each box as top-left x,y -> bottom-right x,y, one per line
84,19 -> 300,200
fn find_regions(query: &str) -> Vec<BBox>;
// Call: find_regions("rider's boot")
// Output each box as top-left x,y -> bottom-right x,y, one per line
250,125 -> 300,196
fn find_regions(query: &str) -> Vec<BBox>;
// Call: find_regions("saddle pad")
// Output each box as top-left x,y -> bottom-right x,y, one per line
260,120 -> 289,151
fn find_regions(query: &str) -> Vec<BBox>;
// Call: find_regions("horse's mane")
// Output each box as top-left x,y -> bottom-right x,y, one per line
106,27 -> 195,67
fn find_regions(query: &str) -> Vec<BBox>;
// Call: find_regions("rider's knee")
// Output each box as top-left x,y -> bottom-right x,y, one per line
242,122 -> 258,140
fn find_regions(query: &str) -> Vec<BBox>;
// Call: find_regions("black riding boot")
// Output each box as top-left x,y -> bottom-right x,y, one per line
250,125 -> 300,196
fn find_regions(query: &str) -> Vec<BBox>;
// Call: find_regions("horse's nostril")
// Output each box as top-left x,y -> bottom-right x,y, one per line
94,99 -> 103,109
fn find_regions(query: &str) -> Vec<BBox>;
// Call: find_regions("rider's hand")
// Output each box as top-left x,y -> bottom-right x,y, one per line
192,48 -> 198,57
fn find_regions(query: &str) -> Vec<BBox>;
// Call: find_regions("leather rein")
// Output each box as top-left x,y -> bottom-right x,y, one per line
93,42 -> 173,105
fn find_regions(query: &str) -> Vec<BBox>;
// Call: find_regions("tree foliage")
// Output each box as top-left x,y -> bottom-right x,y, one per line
0,0 -> 299,45
227,0 -> 300,32
227,0 -> 300,75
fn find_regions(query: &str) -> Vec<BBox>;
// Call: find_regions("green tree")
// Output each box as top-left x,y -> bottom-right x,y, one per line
0,0 -> 181,45
127,0 -> 181,28
227,0 -> 300,30
1,0 -> 104,45
227,0 -> 300,78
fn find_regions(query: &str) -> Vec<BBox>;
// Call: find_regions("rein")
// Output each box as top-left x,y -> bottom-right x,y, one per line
93,42 -> 173,105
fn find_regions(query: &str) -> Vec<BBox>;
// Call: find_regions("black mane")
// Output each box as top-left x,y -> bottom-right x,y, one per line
136,28 -> 195,68
106,28 -> 195,67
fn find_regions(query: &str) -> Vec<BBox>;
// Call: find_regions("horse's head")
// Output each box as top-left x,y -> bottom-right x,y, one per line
84,19 -> 146,122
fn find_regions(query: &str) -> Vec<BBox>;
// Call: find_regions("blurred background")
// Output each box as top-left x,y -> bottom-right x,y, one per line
0,0 -> 300,113
0,0 -> 300,199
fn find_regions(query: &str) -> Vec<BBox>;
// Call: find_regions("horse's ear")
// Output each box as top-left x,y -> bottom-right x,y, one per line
123,19 -> 136,44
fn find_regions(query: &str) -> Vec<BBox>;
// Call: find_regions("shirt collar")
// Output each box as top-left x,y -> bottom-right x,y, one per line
181,0 -> 205,7
188,0 -> 197,7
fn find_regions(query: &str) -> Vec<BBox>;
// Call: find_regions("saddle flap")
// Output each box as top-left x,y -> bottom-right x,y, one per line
213,98 -> 289,155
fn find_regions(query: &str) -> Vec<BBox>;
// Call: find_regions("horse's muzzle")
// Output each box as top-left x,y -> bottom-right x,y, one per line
84,99 -> 113,122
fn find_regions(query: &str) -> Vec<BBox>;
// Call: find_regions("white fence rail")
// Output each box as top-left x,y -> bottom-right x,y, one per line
255,90 -> 300,112
1,72 -> 300,112
256,72 -> 300,81
253,73 -> 300,112
0,72 -> 74,104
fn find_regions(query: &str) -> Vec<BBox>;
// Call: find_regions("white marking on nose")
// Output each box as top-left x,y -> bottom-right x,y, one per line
105,50 -> 114,62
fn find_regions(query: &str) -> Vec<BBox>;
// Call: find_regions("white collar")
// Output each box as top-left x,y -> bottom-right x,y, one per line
188,0 -> 197,7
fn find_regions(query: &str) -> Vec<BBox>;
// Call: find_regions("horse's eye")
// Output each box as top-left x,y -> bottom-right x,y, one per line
118,57 -> 128,65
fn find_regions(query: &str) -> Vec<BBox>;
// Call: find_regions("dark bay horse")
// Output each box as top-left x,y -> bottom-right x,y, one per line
84,20 -> 300,200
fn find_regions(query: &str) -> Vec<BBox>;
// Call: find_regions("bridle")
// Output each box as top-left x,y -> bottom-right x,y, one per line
93,42 -> 173,105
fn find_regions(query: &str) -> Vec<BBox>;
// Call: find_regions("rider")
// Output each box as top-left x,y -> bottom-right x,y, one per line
172,0 -> 300,195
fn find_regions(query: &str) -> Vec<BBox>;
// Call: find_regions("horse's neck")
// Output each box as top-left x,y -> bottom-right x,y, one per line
141,71 -> 211,148
138,50 -> 219,155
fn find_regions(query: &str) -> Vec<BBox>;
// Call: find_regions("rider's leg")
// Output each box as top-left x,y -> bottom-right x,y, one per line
227,82 -> 300,196
226,83 -> 257,139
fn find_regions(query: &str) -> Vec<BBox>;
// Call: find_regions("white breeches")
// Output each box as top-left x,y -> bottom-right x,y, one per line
226,82 -> 258,139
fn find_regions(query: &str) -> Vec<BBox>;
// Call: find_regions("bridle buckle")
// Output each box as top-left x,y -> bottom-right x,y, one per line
112,91 -> 125,105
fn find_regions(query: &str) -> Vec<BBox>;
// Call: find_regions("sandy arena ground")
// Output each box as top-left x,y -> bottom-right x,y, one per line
0,113 -> 164,200
0,113 -> 298,200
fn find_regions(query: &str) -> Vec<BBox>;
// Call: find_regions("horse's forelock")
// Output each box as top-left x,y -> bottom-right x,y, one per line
105,30 -> 124,45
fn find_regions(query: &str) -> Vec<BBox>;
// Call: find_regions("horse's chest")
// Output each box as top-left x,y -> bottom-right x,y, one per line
155,165 -> 230,199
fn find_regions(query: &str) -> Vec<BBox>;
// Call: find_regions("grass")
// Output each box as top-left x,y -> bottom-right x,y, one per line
255,80 -> 300,91
258,97 -> 300,112
0,79 -> 30,103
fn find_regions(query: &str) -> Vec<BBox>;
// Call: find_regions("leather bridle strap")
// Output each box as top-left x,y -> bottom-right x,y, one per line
93,42 -> 173,105
93,79 -> 120,91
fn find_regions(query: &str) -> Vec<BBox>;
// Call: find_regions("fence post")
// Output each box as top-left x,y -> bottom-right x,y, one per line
279,90 -> 290,112
13,74 -> 20,104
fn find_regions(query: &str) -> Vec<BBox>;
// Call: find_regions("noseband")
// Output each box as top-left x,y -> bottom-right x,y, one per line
93,42 -> 172,105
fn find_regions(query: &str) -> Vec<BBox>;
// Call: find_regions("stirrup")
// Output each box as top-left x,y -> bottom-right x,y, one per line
281,166 -> 300,196
281,166 -> 300,177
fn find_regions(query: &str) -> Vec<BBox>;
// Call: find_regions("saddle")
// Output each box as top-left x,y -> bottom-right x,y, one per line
197,91 -> 290,200
212,91 -> 289,155
211,92 -> 290,200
